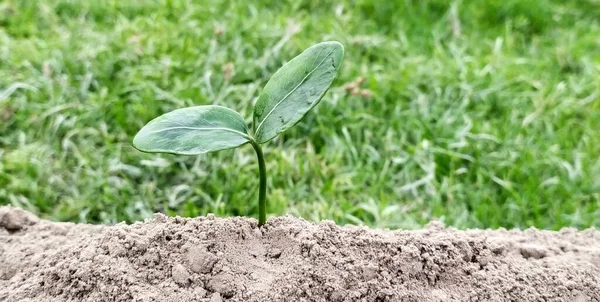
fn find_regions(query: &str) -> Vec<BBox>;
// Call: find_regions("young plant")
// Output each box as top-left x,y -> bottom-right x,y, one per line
133,41 -> 344,226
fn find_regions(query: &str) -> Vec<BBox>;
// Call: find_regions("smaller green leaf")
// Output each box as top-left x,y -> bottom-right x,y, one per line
133,105 -> 252,155
253,41 -> 344,144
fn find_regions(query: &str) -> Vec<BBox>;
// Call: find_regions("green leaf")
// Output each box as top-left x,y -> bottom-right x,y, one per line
133,105 -> 251,155
253,41 -> 344,144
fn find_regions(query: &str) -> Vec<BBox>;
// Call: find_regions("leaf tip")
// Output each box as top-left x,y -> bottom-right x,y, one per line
320,40 -> 344,69
131,131 -> 147,152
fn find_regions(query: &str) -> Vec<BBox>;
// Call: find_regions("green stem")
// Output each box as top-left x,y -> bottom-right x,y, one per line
251,141 -> 267,226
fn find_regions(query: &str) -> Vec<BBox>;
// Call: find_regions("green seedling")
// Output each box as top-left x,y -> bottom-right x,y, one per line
133,41 -> 344,226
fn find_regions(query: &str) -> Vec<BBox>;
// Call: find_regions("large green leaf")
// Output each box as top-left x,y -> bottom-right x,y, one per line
253,41 -> 344,144
133,105 -> 251,155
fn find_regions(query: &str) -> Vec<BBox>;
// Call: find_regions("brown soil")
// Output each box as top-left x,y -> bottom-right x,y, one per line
1,206 -> 599,302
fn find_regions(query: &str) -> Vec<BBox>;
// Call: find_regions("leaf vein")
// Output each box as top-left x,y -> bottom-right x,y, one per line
144,126 -> 251,140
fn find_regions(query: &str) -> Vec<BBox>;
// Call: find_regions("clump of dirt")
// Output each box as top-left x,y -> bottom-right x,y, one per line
0,206 -> 599,302
0,206 -> 39,232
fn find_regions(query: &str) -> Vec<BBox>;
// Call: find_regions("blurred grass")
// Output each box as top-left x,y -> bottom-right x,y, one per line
1,0 -> 599,230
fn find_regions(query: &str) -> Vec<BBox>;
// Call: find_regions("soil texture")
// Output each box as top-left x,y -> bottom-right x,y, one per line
1,206 -> 599,301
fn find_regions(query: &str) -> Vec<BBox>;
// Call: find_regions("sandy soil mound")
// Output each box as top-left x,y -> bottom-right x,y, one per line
0,206 -> 599,302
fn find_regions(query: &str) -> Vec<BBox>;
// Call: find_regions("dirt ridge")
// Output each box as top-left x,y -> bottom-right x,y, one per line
1,206 -> 599,302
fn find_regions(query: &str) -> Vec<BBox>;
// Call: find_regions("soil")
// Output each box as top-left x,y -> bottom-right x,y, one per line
1,206 -> 599,302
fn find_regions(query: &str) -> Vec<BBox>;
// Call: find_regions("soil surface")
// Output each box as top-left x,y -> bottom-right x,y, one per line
1,206 -> 599,302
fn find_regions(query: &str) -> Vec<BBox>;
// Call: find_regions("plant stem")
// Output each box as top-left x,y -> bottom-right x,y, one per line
251,141 -> 267,226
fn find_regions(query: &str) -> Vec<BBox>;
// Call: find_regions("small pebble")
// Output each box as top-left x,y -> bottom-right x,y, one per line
210,292 -> 223,302
172,263 -> 190,286
187,247 -> 218,274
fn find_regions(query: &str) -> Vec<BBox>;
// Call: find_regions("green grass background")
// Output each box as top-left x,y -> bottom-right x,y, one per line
1,0 -> 599,230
